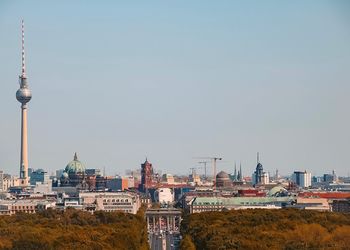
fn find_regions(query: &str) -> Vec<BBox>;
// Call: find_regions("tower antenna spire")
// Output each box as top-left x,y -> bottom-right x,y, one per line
21,19 -> 26,79
257,152 -> 260,164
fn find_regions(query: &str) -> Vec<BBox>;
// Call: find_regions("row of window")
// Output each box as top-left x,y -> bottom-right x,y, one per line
12,205 -> 35,210
104,209 -> 132,213
194,206 -> 222,208
195,202 -> 223,205
104,205 -> 133,209
103,199 -> 129,203
103,202 -> 132,206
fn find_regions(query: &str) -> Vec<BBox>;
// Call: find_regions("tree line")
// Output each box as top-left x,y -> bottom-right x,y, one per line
0,208 -> 149,250
180,209 -> 350,250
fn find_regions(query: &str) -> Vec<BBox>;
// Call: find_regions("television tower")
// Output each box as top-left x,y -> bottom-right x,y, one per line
16,20 -> 32,186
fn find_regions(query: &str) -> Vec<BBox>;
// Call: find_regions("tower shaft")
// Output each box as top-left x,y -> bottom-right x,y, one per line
19,105 -> 29,185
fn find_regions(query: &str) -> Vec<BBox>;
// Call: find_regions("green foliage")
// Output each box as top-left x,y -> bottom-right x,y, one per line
0,210 -> 149,250
180,209 -> 350,250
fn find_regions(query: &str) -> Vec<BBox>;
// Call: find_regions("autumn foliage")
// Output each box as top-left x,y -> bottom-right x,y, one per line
0,208 -> 149,250
180,209 -> 350,250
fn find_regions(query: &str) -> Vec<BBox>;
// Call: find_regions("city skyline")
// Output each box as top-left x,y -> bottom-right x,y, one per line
1,1 -> 350,176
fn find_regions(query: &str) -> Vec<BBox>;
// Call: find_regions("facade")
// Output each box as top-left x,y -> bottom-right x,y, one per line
106,177 -> 128,191
30,169 -> 49,185
0,204 -> 12,215
162,174 -> 175,185
154,188 -> 174,204
139,159 -> 154,192
56,169 -> 64,179
238,189 -> 267,197
0,200 -> 38,215
324,171 -> 338,183
190,196 -> 294,213
85,168 -> 102,176
332,199 -> 350,213
126,176 -> 135,188
0,171 -> 3,191
298,191 -> 350,200
188,173 -> 201,185
2,176 -> 20,191
79,192 -> 141,214
216,171 -> 232,188
292,171 -> 312,188
286,197 -> 330,211
33,181 -> 52,193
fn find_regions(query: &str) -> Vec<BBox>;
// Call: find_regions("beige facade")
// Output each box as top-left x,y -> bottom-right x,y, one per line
79,192 -> 141,214
0,200 -> 38,215
2,176 -> 20,191
286,198 -> 330,211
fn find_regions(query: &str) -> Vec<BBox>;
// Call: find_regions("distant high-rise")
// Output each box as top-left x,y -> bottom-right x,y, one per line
16,20 -> 32,186
30,169 -> 49,185
292,170 -> 311,188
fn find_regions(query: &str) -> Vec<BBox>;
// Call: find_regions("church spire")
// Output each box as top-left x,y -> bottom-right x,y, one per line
234,161 -> 237,181
239,162 -> 242,181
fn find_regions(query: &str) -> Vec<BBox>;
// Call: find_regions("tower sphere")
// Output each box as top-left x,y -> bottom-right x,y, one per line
16,87 -> 32,104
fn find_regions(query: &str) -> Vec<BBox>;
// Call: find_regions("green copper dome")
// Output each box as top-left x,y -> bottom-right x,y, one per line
268,185 -> 288,197
65,152 -> 85,174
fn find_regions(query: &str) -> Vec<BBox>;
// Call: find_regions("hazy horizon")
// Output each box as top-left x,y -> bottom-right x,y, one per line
1,1 -> 350,177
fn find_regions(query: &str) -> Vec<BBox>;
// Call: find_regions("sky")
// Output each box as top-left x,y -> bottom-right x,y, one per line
0,1 -> 350,177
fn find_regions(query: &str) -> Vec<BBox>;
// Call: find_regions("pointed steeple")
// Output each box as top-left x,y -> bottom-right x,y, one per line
234,161 -> 237,181
74,152 -> 78,161
239,162 -> 242,181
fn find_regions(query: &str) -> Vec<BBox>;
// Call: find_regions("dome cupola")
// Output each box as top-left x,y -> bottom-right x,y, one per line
65,152 -> 85,174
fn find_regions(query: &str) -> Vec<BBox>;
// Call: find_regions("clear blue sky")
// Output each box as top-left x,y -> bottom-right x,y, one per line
1,1 -> 350,177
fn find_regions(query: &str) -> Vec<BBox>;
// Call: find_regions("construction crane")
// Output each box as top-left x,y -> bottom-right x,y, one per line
189,167 -> 197,176
195,157 -> 223,188
198,161 -> 210,179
